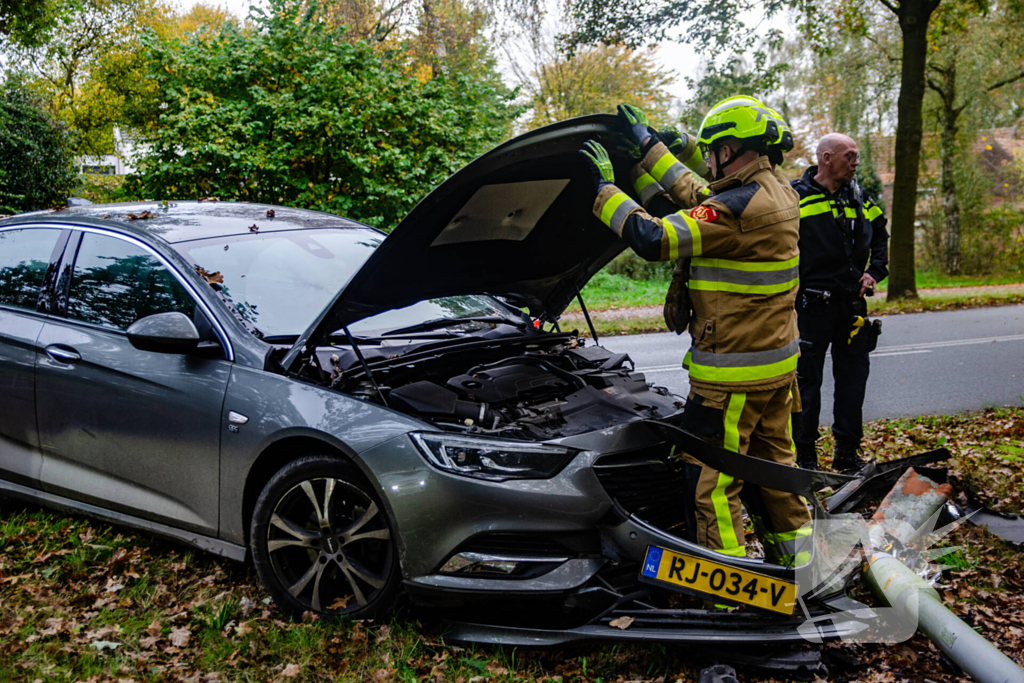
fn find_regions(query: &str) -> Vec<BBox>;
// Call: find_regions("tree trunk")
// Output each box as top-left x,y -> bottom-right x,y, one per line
939,63 -> 961,275
887,0 -> 938,300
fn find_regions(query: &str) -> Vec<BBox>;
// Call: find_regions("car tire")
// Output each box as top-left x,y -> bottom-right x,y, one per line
250,454 -> 399,618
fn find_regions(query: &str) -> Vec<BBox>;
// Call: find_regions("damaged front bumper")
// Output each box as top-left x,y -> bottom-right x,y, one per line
436,420 -> 888,645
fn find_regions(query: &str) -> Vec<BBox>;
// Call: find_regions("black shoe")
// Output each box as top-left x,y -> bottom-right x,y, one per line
795,445 -> 819,470
832,443 -> 868,472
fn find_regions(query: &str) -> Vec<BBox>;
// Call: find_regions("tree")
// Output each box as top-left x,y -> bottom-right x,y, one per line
880,0 -> 944,299
3,0 -> 171,156
925,4 -> 1024,274
0,0 -> 68,46
517,42 -> 673,130
125,0 -> 519,230
560,0 -> 988,299
0,77 -> 77,213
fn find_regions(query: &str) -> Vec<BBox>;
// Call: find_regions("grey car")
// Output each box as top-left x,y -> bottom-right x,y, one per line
0,116 -> 869,644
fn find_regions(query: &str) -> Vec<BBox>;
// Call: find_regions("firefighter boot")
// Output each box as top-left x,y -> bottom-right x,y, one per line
796,444 -> 819,471
832,441 -> 867,473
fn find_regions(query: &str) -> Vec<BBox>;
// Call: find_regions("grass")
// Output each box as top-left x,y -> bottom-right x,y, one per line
563,269 -> 1024,337
2,409 -> 1024,682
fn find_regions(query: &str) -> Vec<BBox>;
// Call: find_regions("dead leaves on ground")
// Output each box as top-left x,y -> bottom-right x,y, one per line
2,409 -> 1023,682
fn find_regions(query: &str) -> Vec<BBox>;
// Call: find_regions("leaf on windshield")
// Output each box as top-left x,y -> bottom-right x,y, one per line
248,224 -> 259,232
266,209 -> 275,218
195,266 -> 224,288
126,211 -> 157,220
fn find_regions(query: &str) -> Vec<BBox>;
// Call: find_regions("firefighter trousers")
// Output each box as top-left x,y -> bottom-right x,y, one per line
680,384 -> 813,567
795,294 -> 873,451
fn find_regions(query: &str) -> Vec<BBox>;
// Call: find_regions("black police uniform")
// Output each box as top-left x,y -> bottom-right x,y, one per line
791,166 -> 889,465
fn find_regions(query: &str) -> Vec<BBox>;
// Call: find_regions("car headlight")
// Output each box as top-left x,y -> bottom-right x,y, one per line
409,432 -> 578,481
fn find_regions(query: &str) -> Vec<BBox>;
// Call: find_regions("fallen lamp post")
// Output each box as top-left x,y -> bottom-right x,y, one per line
861,468 -> 1024,683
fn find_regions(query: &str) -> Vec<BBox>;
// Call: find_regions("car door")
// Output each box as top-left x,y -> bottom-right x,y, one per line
35,228 -> 231,535
0,226 -> 69,487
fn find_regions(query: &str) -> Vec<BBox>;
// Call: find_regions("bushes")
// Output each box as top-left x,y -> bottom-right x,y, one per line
0,79 -> 77,214
606,250 -> 674,281
73,173 -> 128,204
124,0 -> 518,231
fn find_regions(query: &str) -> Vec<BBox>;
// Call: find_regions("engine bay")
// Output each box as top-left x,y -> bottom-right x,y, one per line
308,332 -> 683,440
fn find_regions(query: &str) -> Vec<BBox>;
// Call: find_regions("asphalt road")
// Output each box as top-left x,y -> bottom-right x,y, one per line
601,304 -> 1024,423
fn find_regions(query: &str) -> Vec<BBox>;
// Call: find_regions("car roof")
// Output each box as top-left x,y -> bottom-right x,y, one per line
0,201 -> 370,244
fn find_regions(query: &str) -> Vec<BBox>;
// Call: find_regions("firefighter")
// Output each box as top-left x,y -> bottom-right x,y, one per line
791,133 -> 889,472
579,97 -> 812,566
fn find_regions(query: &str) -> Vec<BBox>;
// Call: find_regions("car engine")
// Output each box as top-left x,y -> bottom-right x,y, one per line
315,332 -> 682,440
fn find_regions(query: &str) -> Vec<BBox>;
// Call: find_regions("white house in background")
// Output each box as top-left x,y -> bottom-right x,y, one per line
76,126 -> 144,175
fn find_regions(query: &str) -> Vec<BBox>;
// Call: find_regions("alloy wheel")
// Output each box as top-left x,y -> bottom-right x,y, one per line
265,477 -> 393,613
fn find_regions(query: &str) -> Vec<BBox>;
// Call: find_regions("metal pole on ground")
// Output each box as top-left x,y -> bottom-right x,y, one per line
863,469 -> 1024,683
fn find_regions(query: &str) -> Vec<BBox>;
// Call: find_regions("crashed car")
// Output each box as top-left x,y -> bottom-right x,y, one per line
0,115 -> 881,644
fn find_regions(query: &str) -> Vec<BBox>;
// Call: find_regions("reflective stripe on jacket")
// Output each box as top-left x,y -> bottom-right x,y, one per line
791,166 -> 889,291
593,152 -> 801,394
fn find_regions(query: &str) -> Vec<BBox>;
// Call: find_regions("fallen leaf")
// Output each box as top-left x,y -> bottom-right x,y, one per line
282,663 -> 301,678
248,224 -> 259,232
609,616 -> 635,630
328,596 -> 351,610
139,636 -> 159,650
487,661 -> 510,675
266,209 -> 275,218
90,640 -> 121,651
195,266 -> 224,285
169,627 -> 190,648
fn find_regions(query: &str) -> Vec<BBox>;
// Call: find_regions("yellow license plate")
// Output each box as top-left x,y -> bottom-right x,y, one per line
639,546 -> 798,615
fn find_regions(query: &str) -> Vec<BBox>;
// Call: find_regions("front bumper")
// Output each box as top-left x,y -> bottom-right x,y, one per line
362,419 -> 871,644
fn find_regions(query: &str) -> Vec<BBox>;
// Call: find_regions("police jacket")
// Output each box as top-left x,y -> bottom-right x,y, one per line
593,141 -> 800,395
791,166 -> 889,293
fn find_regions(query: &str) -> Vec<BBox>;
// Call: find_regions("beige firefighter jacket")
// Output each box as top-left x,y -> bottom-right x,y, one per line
592,144 -> 801,394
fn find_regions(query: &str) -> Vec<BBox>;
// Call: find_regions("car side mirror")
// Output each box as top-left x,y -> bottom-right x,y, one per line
126,312 -> 201,354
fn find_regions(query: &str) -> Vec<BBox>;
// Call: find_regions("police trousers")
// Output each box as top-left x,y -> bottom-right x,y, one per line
679,384 -> 813,567
795,293 -> 874,450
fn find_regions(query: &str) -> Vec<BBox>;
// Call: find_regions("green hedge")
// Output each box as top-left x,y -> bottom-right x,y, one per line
0,78 -> 77,214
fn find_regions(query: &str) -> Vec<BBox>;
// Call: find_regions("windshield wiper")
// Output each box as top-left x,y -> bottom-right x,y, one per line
380,316 -> 526,337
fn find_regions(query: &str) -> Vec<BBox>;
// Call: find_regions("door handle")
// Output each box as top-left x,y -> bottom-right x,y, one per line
45,344 -> 81,364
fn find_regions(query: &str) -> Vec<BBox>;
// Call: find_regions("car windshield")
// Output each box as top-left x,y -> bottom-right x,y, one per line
177,228 -> 510,339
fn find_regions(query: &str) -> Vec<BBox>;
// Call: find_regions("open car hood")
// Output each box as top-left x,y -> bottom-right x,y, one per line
284,114 -> 639,366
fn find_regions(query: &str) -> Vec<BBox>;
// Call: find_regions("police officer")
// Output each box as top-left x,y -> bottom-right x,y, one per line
791,133 -> 889,472
578,98 -> 812,567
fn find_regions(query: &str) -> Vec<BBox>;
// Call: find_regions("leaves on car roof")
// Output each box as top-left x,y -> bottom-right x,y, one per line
125,211 -> 157,220
195,266 -> 224,288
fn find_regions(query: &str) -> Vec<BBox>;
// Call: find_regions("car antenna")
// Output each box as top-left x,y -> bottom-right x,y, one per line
343,326 -> 389,408
575,286 -> 600,345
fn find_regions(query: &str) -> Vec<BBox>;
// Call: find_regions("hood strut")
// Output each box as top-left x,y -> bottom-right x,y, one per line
344,327 -> 389,407
576,287 -> 599,345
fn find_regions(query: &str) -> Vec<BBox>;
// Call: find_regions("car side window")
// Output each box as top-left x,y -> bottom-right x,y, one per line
0,228 -> 63,311
66,232 -> 196,331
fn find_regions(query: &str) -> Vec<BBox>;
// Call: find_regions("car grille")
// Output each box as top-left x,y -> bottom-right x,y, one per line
593,443 -> 688,533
